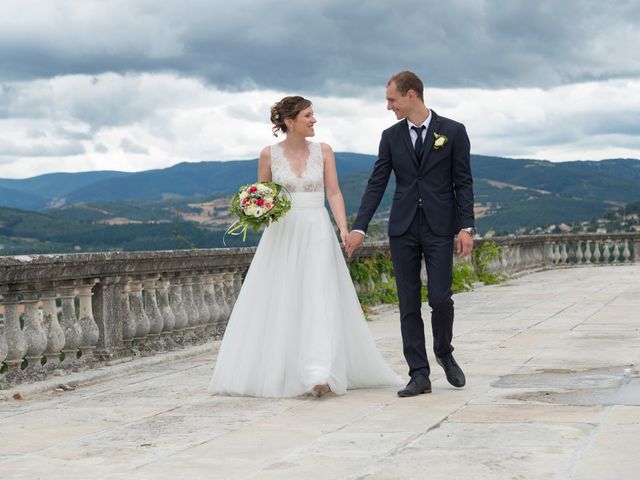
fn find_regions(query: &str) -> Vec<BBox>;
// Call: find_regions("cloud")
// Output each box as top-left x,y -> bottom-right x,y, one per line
120,138 -> 149,155
1,2 -> 639,178
0,71 -> 639,178
0,137 -> 85,158
1,0 -> 638,92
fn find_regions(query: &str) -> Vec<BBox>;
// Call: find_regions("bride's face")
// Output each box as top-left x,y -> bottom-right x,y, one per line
288,106 -> 316,137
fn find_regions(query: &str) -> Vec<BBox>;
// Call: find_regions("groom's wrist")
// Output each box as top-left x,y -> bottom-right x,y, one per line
353,229 -> 366,237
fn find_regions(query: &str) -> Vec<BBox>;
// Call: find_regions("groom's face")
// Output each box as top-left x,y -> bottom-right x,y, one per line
386,82 -> 412,120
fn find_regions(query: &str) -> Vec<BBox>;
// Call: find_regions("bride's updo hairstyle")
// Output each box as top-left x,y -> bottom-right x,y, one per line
270,96 -> 312,137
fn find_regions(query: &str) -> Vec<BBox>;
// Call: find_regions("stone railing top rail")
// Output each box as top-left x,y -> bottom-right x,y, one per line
487,232 -> 640,245
0,247 -> 257,286
2,233 -> 639,286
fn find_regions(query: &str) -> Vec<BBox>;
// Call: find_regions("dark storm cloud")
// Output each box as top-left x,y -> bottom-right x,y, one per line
1,0 -> 638,93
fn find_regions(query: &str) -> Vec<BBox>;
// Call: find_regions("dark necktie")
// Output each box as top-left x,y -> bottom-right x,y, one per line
412,125 -> 426,160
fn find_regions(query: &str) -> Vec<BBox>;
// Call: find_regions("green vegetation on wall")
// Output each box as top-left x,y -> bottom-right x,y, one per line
348,241 -> 504,311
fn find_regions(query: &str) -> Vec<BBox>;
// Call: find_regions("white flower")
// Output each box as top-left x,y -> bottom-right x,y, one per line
433,133 -> 448,150
239,191 -> 249,200
257,184 -> 271,194
254,207 -> 264,217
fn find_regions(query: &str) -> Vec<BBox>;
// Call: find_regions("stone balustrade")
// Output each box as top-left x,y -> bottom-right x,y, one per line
1,232 -> 639,388
483,232 -> 640,276
0,248 -> 254,388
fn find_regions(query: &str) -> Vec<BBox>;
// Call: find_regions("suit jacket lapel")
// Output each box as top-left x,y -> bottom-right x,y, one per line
400,119 -> 419,168
419,110 -> 440,171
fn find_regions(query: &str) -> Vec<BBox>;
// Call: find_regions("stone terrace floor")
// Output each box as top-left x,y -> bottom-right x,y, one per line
1,265 -> 639,480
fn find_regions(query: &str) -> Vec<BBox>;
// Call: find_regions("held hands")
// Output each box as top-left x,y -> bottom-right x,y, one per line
344,230 -> 365,258
455,230 -> 474,258
340,228 -> 349,249
343,229 -> 471,258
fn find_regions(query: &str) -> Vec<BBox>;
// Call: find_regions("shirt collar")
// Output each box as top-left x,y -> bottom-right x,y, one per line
407,111 -> 432,132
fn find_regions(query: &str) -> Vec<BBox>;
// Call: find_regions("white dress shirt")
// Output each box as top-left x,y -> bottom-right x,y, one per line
407,113 -> 431,148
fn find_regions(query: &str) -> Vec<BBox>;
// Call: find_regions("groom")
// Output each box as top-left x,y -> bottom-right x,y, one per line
347,71 -> 475,397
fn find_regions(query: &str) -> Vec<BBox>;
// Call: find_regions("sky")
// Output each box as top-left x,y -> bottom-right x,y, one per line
1,0 -> 639,179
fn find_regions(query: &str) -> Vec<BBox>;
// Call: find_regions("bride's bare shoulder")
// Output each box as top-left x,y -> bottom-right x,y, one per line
319,142 -> 334,154
319,143 -> 335,164
259,145 -> 272,161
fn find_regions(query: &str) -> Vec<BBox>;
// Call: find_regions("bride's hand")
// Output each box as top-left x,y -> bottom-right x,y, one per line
340,229 -> 349,248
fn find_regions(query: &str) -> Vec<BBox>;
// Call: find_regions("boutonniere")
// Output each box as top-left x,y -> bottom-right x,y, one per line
433,132 -> 448,150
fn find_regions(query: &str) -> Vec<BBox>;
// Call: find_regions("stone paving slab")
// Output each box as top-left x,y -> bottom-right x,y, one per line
1,265 -> 639,480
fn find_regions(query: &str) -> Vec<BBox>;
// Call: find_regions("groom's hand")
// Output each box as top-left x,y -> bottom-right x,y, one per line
456,230 -> 474,258
346,231 -> 365,258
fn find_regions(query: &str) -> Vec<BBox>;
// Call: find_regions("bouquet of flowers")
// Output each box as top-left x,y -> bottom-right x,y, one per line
225,181 -> 292,244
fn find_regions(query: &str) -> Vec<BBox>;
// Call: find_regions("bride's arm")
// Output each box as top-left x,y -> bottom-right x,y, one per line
322,143 -> 349,246
258,146 -> 272,182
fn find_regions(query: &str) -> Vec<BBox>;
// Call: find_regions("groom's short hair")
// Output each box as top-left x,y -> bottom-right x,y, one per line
388,71 -> 424,101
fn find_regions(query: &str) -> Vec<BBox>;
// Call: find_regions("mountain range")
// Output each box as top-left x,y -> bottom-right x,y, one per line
1,154 -> 640,254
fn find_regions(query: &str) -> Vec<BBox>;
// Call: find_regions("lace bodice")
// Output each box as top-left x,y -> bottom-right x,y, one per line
270,142 -> 324,193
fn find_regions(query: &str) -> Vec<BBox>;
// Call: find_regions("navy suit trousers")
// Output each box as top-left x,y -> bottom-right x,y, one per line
389,207 -> 455,379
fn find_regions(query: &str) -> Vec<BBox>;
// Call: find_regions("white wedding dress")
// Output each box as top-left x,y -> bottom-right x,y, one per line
209,142 -> 402,397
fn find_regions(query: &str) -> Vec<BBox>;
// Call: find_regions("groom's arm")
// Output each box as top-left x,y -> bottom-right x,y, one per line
451,124 -> 474,229
352,131 -> 393,234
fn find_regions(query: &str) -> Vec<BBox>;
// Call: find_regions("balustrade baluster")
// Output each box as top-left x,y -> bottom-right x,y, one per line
573,240 -> 582,264
612,240 -> 621,263
22,291 -> 47,369
118,279 -> 137,342
211,272 -> 229,330
514,245 -> 522,270
129,278 -> 151,340
222,272 -> 236,319
500,245 -> 509,273
544,242 -> 553,265
593,240 -> 602,263
157,277 -> 176,334
560,243 -> 569,264
584,240 -> 592,264
233,269 -> 244,303
181,275 -> 198,334
550,242 -> 558,264
59,286 -> 83,361
40,287 -> 65,365
142,276 -> 164,338
622,239 -> 631,263
602,240 -> 611,263
0,319 -> 8,366
1,293 -> 27,369
191,273 -> 209,331
77,281 -> 100,358
169,275 -> 188,332
202,273 -> 220,330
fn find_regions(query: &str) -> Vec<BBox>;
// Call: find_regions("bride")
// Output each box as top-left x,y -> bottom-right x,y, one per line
209,96 -> 401,397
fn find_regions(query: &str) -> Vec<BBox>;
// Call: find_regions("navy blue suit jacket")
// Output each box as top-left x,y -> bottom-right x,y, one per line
353,111 -> 474,237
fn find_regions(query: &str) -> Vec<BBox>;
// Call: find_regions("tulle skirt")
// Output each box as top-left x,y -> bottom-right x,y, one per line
209,192 -> 402,397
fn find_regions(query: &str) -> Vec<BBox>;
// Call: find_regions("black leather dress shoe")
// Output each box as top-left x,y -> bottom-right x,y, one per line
397,375 -> 432,397
436,354 -> 466,387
